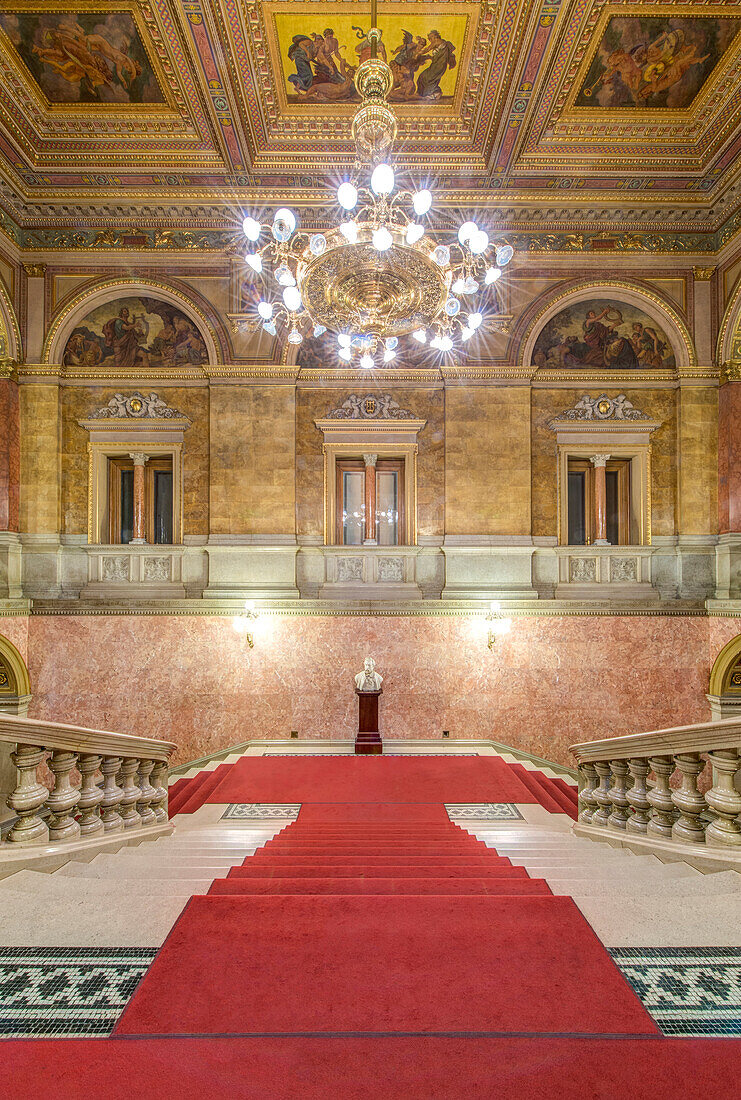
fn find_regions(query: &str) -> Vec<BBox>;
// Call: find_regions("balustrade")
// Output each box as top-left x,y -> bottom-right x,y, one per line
0,714 -> 175,857
571,719 -> 741,864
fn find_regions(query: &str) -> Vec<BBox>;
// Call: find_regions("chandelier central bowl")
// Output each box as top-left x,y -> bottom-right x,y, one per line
299,228 -> 447,338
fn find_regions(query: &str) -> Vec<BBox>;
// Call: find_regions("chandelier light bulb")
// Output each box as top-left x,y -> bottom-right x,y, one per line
385,337 -> 398,350
383,348 -> 396,362
274,262 -> 295,287
469,229 -> 489,255
439,335 -> 454,352
360,353 -> 374,369
263,320 -> 277,336
460,325 -> 473,341
309,233 -> 327,256
257,301 -> 273,320
287,327 -> 303,344
339,346 -> 352,361
463,276 -> 480,295
445,296 -> 461,316
458,221 -> 478,246
371,163 -> 395,195
430,335 -> 442,350
282,285 -> 302,312
413,328 -> 427,343
273,206 -> 296,232
495,244 -> 514,267
245,252 -> 262,273
338,333 -> 352,347
242,216 -> 261,241
432,245 -> 450,267
340,220 -> 359,243
468,312 -> 483,330
485,266 -> 502,284
372,226 -> 393,252
405,223 -> 425,244
337,182 -> 359,210
412,188 -> 432,216
313,324 -> 327,337
452,277 -> 465,294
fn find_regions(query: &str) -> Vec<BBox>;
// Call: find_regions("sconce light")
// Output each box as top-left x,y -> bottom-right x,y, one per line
232,599 -> 260,648
487,600 -> 512,650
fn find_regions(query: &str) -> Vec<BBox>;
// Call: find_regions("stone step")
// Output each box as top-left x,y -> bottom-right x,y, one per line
2,870 -> 214,895
547,872 -> 741,897
55,862 -> 233,879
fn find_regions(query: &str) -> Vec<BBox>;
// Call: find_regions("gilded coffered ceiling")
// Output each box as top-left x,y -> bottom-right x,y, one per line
0,0 -> 741,249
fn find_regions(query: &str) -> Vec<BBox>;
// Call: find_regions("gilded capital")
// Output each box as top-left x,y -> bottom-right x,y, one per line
722,361 -> 741,383
693,266 -> 715,281
0,358 -> 18,380
22,263 -> 46,278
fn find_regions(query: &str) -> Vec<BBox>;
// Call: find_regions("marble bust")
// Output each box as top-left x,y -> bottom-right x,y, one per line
354,656 -> 383,692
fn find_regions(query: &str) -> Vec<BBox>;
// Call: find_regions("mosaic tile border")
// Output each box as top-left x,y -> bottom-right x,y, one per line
610,947 -> 741,1037
221,804 -> 301,820
445,803 -> 524,820
0,947 -> 156,1038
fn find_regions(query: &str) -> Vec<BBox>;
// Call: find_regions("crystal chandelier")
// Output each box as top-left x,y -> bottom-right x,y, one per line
241,16 -> 513,367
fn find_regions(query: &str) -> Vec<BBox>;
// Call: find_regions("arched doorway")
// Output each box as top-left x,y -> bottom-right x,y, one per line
707,634 -> 741,721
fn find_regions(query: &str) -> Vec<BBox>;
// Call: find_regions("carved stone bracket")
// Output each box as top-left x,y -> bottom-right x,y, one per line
549,394 -> 651,424
326,393 -> 417,420
88,391 -> 188,420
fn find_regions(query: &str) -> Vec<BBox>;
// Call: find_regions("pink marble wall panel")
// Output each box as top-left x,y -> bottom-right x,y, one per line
0,377 -> 20,531
22,613 -> 741,767
0,615 -> 29,664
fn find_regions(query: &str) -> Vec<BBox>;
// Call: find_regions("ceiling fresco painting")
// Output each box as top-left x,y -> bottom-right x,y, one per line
575,15 -> 741,110
532,299 -> 676,371
62,296 -> 208,370
0,9 -> 165,105
272,9 -> 464,105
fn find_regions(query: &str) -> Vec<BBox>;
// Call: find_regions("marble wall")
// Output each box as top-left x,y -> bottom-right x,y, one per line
0,378 -> 19,531
20,612 -> 741,766
20,384 -> 60,533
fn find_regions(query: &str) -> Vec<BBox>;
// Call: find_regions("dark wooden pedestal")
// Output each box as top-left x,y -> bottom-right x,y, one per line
355,688 -> 383,755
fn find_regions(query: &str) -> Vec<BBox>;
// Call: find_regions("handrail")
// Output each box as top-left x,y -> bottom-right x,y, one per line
0,713 -> 176,762
570,716 -> 741,763
0,713 -> 176,848
569,716 -> 741,863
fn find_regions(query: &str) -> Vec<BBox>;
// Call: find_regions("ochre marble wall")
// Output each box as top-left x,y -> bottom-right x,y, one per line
210,384 -> 295,536
445,386 -> 531,536
60,386 -> 210,536
296,386 -> 444,541
531,388 -> 678,539
0,377 -> 19,531
23,612 -> 741,766
718,380 -> 741,533
678,385 -> 718,535
19,384 -> 61,533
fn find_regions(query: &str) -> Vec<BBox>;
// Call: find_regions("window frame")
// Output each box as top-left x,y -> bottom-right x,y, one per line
107,455 -> 174,546
334,456 -> 406,546
566,456 -> 631,546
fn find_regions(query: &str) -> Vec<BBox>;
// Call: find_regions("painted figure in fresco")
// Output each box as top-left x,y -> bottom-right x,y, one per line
31,19 -> 142,98
630,322 -> 667,368
287,35 -> 316,93
416,30 -> 456,100
389,31 -> 429,100
102,307 -> 149,368
352,25 -> 386,64
532,300 -> 674,371
287,31 -> 355,101
62,331 -> 102,369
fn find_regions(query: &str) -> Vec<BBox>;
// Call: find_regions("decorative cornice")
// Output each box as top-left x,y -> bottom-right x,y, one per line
325,394 -> 418,421
549,394 -> 652,425
87,392 -> 189,421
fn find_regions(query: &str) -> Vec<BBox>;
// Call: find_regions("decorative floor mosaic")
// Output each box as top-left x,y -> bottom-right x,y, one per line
610,947 -> 741,1037
445,803 -> 524,820
221,804 -> 301,820
0,947 -> 157,1037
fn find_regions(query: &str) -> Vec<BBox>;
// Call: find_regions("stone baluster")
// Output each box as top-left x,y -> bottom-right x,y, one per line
591,761 -> 613,826
607,759 -> 631,829
46,750 -> 81,842
118,757 -> 142,829
136,759 -> 156,827
647,756 -> 676,839
626,757 -> 651,834
578,762 -> 599,823
100,756 -> 124,832
150,761 -> 169,824
76,753 -> 104,838
671,753 -> 707,844
6,744 -> 49,844
705,750 -> 741,847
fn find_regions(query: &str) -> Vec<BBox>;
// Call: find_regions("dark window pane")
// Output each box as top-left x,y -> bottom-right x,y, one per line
567,471 -> 586,545
154,471 -> 173,545
376,471 -> 398,545
605,469 -> 620,545
342,470 -> 364,545
120,469 -> 134,544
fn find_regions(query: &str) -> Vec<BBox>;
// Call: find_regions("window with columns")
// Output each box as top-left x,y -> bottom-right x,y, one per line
108,454 -> 174,545
336,455 -> 405,546
567,454 -> 631,546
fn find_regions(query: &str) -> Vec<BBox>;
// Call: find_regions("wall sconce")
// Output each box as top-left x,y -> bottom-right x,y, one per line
232,599 -> 260,648
487,600 -> 512,650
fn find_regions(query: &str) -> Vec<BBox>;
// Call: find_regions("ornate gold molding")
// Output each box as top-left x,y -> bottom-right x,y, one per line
692,267 -> 715,281
0,358 -> 18,381
22,263 -> 46,278
722,360 -> 741,383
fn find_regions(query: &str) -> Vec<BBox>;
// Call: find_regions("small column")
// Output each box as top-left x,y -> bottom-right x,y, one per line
118,757 -> 143,829
626,757 -> 651,834
77,753 -> 104,837
100,755 -> 124,832
129,452 -> 148,544
6,744 -> 49,844
671,753 -> 707,844
647,756 -> 676,839
607,759 -> 630,829
705,749 -> 741,847
363,453 -> 377,545
150,760 -> 169,823
136,759 -> 157,827
591,761 -> 612,826
47,749 -> 81,842
0,360 -> 19,533
577,762 -> 598,823
591,454 -> 611,546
